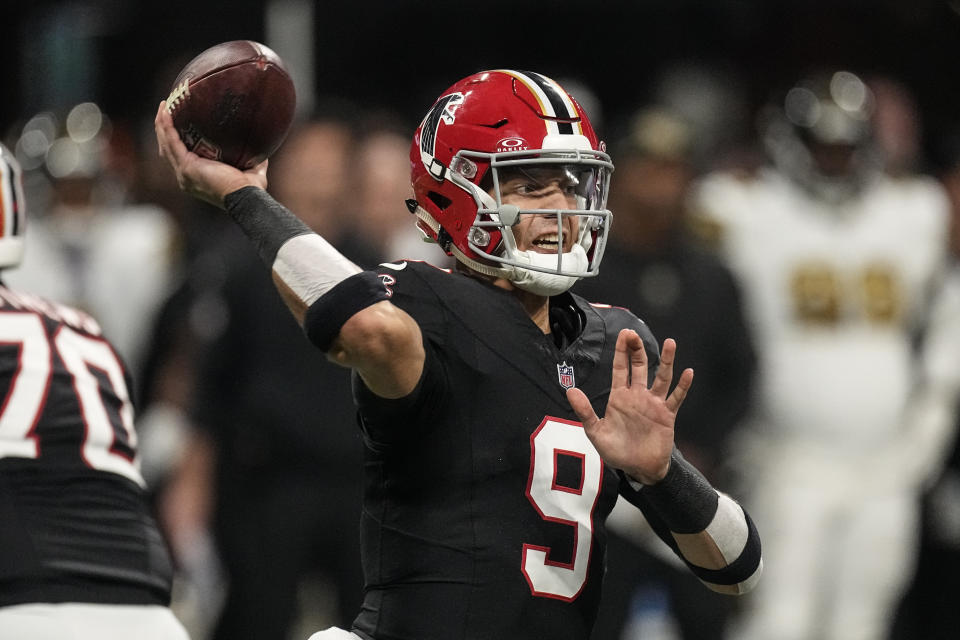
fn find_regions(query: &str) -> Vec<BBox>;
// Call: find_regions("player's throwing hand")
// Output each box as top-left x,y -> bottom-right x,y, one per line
154,101 -> 267,208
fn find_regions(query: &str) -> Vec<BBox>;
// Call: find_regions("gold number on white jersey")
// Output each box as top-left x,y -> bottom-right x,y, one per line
790,262 -> 900,326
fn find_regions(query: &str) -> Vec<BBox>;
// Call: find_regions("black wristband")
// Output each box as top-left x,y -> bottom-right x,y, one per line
224,186 -> 312,266
640,449 -> 719,534
304,271 -> 391,351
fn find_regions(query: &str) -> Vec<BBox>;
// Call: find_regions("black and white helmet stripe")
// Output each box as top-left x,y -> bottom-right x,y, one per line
496,70 -> 583,137
0,144 -> 26,268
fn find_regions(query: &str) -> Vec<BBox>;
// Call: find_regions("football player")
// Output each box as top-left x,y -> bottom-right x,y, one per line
0,143 -> 188,638
155,69 -> 763,640
691,70 -> 956,640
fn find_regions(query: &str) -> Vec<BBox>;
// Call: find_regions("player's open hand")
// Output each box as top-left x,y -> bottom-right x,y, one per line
566,330 -> 694,485
154,101 -> 268,208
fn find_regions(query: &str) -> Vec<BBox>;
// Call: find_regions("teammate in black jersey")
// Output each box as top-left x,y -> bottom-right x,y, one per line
155,69 -> 763,640
0,143 -> 189,639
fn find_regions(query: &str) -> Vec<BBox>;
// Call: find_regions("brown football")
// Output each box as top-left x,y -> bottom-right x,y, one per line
166,40 -> 296,169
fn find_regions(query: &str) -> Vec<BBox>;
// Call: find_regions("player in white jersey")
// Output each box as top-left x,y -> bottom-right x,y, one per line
690,70 -> 955,640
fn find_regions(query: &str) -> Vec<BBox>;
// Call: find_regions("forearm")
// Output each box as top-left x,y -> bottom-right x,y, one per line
625,449 -> 763,595
222,186 -> 422,394
224,186 -> 362,324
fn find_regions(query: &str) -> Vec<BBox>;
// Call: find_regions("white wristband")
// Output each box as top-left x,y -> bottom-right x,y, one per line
272,234 -> 362,307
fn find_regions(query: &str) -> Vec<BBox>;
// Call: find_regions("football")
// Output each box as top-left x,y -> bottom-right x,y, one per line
166,40 -> 296,169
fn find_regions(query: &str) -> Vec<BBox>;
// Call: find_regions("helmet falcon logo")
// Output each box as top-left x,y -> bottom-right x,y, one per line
419,93 -> 465,181
438,93 -> 464,124
557,362 -> 575,389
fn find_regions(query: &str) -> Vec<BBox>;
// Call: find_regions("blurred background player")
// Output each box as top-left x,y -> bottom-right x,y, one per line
889,123 -> 960,640
575,106 -> 757,640
347,111 -> 449,266
3,103 -> 179,387
152,108 -> 377,640
690,69 -> 957,640
0,142 -> 188,638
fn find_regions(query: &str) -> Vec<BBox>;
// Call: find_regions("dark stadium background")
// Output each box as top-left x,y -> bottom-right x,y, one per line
3,0 -> 960,164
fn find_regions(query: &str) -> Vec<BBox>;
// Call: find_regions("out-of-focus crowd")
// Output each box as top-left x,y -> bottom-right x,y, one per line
3,59 -> 960,640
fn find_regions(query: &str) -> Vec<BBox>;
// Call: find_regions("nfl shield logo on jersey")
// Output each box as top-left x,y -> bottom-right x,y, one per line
557,361 -> 575,389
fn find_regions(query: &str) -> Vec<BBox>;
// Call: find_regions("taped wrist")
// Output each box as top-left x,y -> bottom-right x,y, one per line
304,271 -> 391,351
225,186 -> 311,265
226,186 -> 362,309
638,449 -> 719,534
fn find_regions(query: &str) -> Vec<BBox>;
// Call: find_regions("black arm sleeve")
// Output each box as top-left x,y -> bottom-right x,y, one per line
303,272 -> 392,351
619,449 -> 719,534
619,450 -> 763,588
224,186 -> 312,266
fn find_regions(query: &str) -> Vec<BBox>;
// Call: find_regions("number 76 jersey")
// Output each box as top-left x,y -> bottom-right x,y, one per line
345,261 -> 666,640
0,284 -> 172,606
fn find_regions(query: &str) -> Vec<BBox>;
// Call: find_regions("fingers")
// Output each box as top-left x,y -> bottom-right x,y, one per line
612,329 -> 646,390
157,103 -> 188,164
628,332 -> 647,389
154,101 -> 209,197
665,367 -> 694,413
610,330 -> 630,389
566,387 -> 599,431
249,158 -> 270,180
652,339 -> 694,412
155,102 -> 168,159
650,338 -> 677,397
155,101 -> 185,167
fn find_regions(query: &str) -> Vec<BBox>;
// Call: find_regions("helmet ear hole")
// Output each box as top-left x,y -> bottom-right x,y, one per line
428,191 -> 452,211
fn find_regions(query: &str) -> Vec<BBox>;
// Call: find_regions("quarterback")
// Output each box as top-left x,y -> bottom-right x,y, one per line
155,69 -> 762,640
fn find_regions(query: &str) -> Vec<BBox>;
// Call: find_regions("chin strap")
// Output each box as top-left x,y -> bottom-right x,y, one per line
508,245 -> 586,296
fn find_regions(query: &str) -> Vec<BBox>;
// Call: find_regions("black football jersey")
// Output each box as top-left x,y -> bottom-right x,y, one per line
0,285 -> 172,606
347,262 -> 668,640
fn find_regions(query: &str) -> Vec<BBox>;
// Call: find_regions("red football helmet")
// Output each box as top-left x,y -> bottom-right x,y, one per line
0,143 -> 26,269
409,70 -> 613,295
